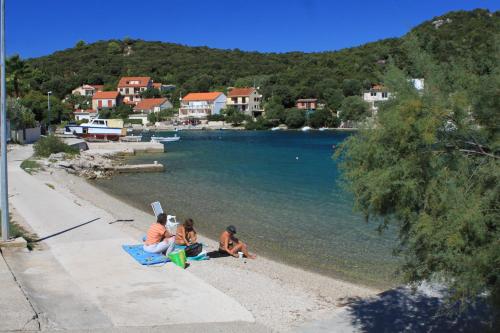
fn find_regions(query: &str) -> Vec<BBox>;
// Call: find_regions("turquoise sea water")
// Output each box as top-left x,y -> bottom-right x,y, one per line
94,130 -> 400,287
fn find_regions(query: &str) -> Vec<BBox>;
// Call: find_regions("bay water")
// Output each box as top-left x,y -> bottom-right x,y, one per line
94,130 -> 400,287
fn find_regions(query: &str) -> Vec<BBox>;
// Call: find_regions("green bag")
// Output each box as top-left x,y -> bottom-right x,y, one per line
168,249 -> 186,268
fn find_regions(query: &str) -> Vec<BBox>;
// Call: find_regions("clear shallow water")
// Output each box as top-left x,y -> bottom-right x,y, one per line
95,130 -> 400,287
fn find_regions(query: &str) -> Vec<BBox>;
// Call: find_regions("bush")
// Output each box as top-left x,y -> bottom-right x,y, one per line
284,108 -> 306,129
207,114 -> 225,121
245,117 -> 273,130
33,135 -> 79,157
127,119 -> 144,125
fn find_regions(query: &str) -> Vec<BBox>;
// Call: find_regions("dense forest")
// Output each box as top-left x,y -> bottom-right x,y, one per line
6,9 -> 499,129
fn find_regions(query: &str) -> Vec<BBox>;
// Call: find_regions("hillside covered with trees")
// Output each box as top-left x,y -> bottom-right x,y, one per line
9,9 -> 498,109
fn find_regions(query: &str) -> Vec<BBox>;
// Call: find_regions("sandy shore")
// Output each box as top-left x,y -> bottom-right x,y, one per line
31,162 -> 378,332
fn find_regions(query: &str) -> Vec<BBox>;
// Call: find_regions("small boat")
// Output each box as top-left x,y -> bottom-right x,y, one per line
319,127 -> 328,131
271,127 -> 281,131
150,134 -> 180,143
301,126 -> 312,132
121,135 -> 142,142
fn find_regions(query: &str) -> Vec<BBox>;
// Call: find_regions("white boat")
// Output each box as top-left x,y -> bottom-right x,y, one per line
150,134 -> 180,143
121,135 -> 142,142
271,127 -> 281,131
301,126 -> 312,132
319,127 -> 328,131
64,118 -> 126,141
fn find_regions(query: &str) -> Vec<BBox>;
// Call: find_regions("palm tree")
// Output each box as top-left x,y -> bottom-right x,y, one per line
6,54 -> 27,97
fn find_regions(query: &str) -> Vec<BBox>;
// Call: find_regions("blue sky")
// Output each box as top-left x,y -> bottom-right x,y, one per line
7,0 -> 500,58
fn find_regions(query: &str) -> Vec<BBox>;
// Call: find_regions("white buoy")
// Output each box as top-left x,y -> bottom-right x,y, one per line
296,156 -> 299,160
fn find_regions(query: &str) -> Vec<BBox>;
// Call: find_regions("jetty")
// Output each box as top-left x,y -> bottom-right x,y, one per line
114,162 -> 164,173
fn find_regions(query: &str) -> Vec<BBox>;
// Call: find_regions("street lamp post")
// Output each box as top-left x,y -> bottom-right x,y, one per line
47,91 -> 52,134
0,0 -> 9,241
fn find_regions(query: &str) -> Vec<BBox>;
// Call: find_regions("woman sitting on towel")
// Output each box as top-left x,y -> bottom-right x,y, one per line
175,218 -> 197,246
143,213 -> 175,255
219,225 -> 256,259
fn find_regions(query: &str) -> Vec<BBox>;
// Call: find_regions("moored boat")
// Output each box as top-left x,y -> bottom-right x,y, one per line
150,134 -> 180,143
64,118 -> 126,141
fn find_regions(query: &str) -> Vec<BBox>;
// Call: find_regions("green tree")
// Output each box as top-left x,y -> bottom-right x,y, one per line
20,91 -> 68,124
337,56 -> 500,310
264,97 -> 286,123
7,98 -> 36,130
309,108 -> 334,128
6,55 -> 28,97
342,79 -> 362,96
65,94 -> 92,110
338,96 -> 370,122
140,88 -> 161,99
284,108 -> 306,128
75,40 -> 86,48
224,106 -> 247,126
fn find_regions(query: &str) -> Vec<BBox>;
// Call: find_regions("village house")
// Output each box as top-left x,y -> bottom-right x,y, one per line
179,92 -> 227,120
152,82 -> 176,92
117,76 -> 153,104
226,87 -> 263,118
73,109 -> 97,122
296,98 -> 318,111
92,91 -> 121,110
71,84 -> 104,97
362,85 -> 391,113
133,98 -> 173,114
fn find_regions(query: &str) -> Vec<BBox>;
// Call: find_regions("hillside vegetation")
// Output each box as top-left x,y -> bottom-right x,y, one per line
18,9 -> 498,106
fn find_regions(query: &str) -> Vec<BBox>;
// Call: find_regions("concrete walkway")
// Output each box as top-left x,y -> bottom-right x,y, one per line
0,250 -> 39,331
4,145 -> 254,331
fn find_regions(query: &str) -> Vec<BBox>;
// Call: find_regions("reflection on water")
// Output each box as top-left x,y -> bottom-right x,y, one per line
95,130 -> 400,287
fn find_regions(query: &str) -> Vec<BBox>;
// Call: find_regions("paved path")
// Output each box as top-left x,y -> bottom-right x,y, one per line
5,145 -> 254,331
0,250 -> 39,331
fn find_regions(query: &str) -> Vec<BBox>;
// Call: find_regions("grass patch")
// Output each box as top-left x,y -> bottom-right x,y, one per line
20,159 -> 42,174
34,135 -> 79,158
45,183 -> 55,190
0,217 -> 37,250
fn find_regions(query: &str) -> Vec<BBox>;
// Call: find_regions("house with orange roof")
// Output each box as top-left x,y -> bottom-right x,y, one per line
72,84 -> 104,97
226,87 -> 263,118
179,92 -> 227,120
133,98 -> 172,114
92,91 -> 122,110
117,76 -> 153,104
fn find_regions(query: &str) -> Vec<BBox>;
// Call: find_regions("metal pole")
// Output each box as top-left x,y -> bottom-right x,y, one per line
47,91 -> 51,134
0,0 -> 9,241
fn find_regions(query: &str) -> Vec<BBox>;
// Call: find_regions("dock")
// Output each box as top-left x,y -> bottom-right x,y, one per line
86,141 -> 165,154
114,163 -> 164,173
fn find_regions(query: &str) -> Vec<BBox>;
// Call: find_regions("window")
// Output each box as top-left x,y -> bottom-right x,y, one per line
370,92 -> 377,97
382,92 -> 388,98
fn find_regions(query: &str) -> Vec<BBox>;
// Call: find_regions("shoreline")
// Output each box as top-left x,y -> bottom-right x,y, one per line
34,158 -> 380,331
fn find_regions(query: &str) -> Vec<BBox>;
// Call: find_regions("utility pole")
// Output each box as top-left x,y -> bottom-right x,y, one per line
0,0 -> 9,241
47,91 -> 52,134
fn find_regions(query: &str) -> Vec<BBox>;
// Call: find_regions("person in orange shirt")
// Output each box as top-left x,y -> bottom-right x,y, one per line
143,213 -> 175,255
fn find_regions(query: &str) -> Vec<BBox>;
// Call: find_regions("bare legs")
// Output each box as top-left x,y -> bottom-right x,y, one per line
229,241 -> 256,259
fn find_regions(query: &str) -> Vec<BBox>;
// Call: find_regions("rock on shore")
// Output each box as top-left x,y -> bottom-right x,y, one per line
43,151 -> 120,179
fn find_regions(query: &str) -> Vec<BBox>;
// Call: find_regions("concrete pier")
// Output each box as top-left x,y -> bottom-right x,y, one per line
114,163 -> 164,173
87,142 -> 165,154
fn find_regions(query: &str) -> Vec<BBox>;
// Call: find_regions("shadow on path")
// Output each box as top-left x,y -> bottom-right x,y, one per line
347,286 -> 497,332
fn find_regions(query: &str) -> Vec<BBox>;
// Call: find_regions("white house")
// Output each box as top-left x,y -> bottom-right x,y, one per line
226,87 -> 263,118
363,85 -> 391,113
179,92 -> 227,120
71,84 -> 104,97
74,109 -> 98,122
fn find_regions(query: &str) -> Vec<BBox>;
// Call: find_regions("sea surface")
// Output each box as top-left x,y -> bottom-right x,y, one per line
94,130 -> 400,287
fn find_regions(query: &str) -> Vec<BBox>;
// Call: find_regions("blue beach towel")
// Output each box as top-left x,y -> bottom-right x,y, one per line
122,244 -> 170,265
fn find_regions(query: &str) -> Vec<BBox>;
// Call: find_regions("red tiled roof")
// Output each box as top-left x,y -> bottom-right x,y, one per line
370,84 -> 387,91
297,98 -> 317,102
152,82 -> 162,89
182,92 -> 223,102
89,84 -> 104,91
117,76 -> 152,87
93,91 -> 119,99
228,87 -> 255,97
134,98 -> 168,111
